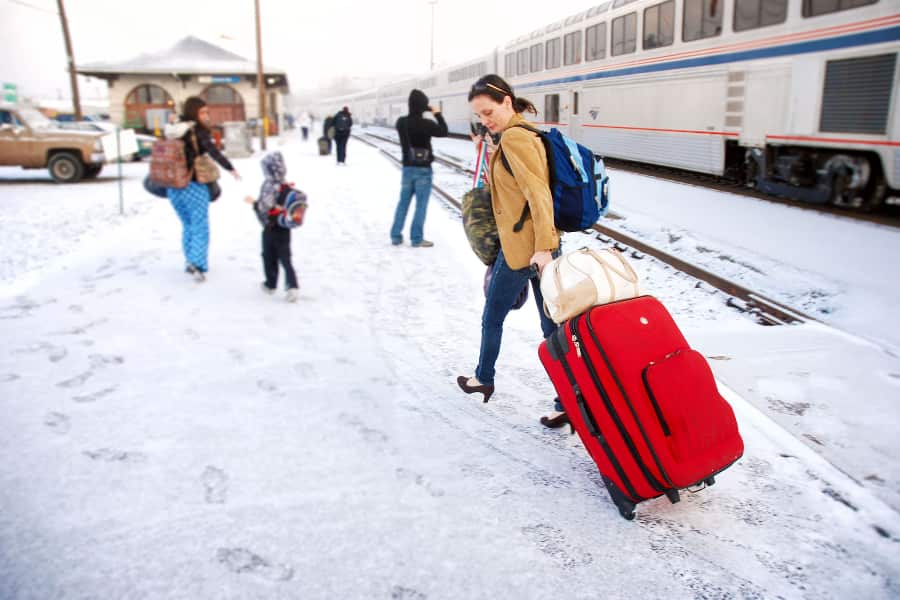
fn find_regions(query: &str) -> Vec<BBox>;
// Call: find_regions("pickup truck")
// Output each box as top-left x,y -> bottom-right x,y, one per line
0,104 -> 107,183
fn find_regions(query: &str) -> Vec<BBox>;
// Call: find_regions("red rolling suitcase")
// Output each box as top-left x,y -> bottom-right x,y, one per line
538,295 -> 744,520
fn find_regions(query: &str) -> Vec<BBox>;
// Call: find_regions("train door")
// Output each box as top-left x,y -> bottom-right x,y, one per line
568,88 -> 583,142
544,93 -> 560,127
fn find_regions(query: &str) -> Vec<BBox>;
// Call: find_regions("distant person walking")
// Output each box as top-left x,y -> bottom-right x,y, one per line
390,89 -> 448,248
298,111 -> 312,141
332,106 -> 353,165
164,96 -> 241,281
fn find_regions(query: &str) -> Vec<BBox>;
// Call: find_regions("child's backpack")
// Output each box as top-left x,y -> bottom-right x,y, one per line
500,124 -> 610,232
253,184 -> 308,229
276,184 -> 308,228
149,139 -> 190,189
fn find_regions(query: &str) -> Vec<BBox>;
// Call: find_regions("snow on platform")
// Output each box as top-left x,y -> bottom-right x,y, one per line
0,134 -> 897,599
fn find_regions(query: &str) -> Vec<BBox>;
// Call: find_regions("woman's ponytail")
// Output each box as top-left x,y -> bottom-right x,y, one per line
513,96 -> 537,115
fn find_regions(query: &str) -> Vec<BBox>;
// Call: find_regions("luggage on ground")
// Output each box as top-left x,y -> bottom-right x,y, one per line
538,295 -> 744,520
318,137 -> 331,156
540,248 -> 640,324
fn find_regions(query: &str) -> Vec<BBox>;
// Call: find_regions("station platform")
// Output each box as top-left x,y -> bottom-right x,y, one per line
0,133 -> 897,598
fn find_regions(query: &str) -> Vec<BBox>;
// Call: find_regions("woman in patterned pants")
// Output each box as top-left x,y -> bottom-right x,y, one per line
164,97 -> 241,281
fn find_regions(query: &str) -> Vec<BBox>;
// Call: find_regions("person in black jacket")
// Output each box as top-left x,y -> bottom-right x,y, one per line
389,89 -> 448,247
331,106 -> 352,164
163,96 -> 241,281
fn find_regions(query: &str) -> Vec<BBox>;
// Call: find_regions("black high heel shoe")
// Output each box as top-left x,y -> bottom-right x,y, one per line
540,411 -> 575,434
456,376 -> 495,403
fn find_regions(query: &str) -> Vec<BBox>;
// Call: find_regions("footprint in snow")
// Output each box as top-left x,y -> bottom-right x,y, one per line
520,524 -> 592,569
72,386 -> 117,403
83,448 -> 146,463
216,548 -> 293,581
391,586 -> 427,600
44,412 -> 71,435
57,371 -> 93,389
89,354 -> 124,369
202,466 -> 228,504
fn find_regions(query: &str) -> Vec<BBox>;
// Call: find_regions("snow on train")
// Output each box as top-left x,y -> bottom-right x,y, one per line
316,0 -> 899,210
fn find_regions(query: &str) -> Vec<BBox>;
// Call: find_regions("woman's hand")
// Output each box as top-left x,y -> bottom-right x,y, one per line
530,250 -> 554,275
243,195 -> 255,204
470,132 -> 496,154
230,170 -> 242,181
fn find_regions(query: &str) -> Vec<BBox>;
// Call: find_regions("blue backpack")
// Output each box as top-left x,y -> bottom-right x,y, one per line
500,124 -> 609,232
276,185 -> 308,229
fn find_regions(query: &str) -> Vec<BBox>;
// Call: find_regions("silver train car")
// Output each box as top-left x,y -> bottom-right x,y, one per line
317,0 -> 899,209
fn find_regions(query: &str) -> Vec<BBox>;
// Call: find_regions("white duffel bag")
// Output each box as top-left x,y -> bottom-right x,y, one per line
540,248 -> 640,324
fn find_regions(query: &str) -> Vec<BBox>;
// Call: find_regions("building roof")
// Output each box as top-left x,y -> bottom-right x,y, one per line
78,36 -> 286,78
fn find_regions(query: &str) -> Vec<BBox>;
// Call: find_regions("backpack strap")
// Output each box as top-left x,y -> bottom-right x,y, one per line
497,123 -> 543,233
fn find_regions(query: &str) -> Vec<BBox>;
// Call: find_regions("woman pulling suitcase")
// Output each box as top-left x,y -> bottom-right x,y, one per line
456,75 -> 565,426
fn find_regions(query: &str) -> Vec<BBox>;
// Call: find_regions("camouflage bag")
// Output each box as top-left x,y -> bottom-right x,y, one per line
461,187 -> 499,266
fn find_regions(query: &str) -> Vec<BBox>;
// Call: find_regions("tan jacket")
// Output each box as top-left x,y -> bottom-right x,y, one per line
489,113 -> 559,270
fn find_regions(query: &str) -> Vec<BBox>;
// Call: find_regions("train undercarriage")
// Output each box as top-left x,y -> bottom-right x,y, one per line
733,141 -> 894,212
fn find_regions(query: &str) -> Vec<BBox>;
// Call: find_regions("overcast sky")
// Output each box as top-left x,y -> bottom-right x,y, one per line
1,0 -> 596,102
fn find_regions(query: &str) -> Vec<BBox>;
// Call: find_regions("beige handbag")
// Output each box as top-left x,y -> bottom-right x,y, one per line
190,129 -> 220,184
540,248 -> 640,324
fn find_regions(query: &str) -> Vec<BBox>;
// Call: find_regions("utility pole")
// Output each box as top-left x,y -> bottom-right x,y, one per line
254,0 -> 267,150
56,0 -> 82,120
429,0 -> 437,71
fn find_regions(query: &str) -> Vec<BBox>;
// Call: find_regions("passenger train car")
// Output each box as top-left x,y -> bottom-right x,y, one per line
316,0 -> 899,209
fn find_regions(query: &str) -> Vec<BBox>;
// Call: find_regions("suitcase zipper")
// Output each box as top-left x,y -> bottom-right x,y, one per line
550,324 -> 641,502
569,315 -> 667,496
641,362 -> 672,437
582,315 -> 678,498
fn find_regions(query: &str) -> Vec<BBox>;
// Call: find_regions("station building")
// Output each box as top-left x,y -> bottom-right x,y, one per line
78,36 -> 289,134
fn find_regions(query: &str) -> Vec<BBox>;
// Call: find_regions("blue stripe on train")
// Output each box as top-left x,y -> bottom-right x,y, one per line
434,24 -> 900,99
517,25 -> 900,90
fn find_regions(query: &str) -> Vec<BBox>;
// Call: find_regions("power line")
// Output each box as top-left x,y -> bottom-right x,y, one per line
7,0 -> 58,15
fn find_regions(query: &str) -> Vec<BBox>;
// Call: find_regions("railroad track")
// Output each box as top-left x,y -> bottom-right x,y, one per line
354,131 -> 815,326
601,158 -> 900,228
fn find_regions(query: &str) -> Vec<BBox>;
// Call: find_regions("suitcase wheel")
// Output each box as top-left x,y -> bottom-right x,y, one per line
704,476 -> 716,487
602,475 -> 637,521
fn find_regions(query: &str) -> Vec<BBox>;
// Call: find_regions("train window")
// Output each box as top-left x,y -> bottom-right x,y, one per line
564,30 -> 584,65
683,0 -> 723,42
586,23 -> 608,61
545,94 -> 560,123
803,0 -> 877,17
530,43 -> 544,72
734,0 -> 788,32
644,0 -> 675,49
546,38 -> 562,69
612,12 -> 637,56
505,52 -> 517,77
517,48 -> 530,75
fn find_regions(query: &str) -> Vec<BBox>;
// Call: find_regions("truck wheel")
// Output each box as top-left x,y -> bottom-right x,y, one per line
83,164 -> 103,179
48,152 -> 85,183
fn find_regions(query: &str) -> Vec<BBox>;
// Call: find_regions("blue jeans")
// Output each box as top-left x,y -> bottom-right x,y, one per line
475,248 -> 559,386
390,167 -> 433,245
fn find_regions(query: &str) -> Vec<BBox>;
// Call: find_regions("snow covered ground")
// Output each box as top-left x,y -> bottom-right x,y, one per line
1,132 -> 898,599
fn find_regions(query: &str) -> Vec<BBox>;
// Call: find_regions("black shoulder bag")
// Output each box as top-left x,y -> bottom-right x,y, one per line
403,117 -> 432,167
